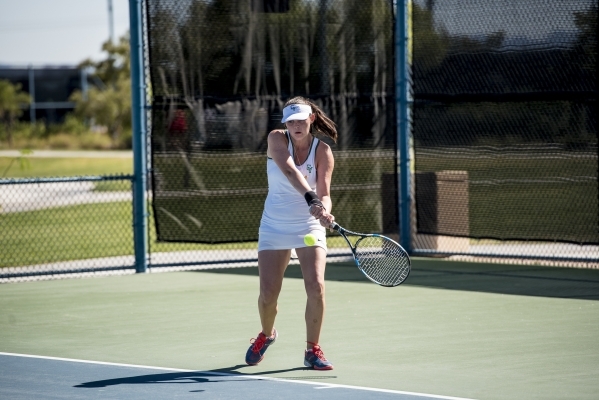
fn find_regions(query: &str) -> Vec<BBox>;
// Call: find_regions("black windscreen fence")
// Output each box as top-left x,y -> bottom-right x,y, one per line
412,0 -> 598,244
146,0 -> 396,243
146,0 -> 597,247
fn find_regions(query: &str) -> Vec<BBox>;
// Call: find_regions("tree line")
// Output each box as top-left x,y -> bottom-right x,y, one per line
0,33 -> 133,150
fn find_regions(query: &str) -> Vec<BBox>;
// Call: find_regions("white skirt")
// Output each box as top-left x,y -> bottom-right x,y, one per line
258,223 -> 327,253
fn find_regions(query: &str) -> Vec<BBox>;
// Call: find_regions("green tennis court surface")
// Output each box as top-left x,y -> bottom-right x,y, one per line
1,258 -> 598,399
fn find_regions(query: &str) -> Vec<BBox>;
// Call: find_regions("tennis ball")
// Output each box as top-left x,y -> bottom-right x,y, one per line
304,233 -> 318,246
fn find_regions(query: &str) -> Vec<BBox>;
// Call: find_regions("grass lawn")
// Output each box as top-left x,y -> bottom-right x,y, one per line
0,157 -> 133,178
416,150 -> 598,243
0,199 -> 349,268
0,201 -> 257,268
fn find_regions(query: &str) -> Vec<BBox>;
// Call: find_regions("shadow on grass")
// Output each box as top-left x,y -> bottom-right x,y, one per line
75,364 -> 337,390
193,258 -> 599,300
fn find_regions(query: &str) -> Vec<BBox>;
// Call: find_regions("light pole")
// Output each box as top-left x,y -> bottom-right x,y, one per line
108,0 -> 115,43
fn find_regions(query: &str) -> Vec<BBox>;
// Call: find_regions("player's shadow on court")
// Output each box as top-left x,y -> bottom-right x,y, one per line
75,364 -> 337,390
194,259 -> 599,300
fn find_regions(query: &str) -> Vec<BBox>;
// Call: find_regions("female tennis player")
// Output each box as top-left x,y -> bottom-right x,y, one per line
245,97 -> 337,370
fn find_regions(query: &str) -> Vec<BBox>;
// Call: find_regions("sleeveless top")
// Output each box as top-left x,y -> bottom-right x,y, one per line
260,131 -> 323,232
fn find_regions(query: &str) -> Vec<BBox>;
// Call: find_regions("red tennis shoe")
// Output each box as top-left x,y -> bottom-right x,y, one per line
304,344 -> 334,370
245,329 -> 278,365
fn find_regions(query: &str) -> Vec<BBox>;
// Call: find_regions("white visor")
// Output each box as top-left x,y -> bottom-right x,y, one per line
281,104 -> 312,123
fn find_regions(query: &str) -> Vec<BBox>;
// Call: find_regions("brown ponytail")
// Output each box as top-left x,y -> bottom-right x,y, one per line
283,97 -> 338,143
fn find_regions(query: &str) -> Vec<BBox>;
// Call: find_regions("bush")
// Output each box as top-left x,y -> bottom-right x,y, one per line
115,128 -> 133,149
0,114 -> 121,150
59,115 -> 89,135
0,122 -> 47,149
78,132 -> 114,150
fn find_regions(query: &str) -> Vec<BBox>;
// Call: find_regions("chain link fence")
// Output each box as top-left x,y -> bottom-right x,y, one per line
0,175 -> 136,282
410,0 -> 598,266
1,168 -> 595,284
1,0 -> 597,283
0,173 -> 277,283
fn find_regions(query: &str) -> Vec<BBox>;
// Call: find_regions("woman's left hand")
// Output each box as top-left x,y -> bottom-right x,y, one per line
310,205 -> 335,228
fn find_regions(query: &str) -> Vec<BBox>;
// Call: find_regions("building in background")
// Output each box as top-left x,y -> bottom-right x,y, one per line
0,65 -> 90,124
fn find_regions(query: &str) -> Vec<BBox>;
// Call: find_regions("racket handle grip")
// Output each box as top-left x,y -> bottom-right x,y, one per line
329,222 -> 340,231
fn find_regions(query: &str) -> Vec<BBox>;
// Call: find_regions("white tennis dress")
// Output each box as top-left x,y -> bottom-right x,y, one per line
258,131 -> 327,252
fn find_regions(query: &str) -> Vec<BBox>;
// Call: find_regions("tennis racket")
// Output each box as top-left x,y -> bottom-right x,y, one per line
330,223 -> 410,287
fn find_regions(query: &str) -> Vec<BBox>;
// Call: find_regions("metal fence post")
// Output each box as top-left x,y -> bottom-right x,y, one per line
396,0 -> 412,253
129,0 -> 148,273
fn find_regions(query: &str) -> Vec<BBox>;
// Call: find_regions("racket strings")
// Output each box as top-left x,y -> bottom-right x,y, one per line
354,236 -> 410,286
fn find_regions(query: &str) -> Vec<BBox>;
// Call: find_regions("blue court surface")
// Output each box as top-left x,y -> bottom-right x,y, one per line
0,353 -> 471,400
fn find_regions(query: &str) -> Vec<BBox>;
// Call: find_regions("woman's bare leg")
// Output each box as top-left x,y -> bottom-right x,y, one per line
257,249 -> 290,336
296,246 -> 327,348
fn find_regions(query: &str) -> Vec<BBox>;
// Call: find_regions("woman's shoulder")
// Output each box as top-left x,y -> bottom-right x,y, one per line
314,138 -> 333,159
268,129 -> 287,138
267,130 -> 289,158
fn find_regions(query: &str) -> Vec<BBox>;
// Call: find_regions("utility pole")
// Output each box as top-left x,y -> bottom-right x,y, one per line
28,65 -> 36,123
108,0 -> 115,43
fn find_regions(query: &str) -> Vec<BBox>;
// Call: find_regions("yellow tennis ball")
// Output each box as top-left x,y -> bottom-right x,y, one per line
304,233 -> 317,246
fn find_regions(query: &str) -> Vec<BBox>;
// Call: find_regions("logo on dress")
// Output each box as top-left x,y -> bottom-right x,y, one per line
307,164 -> 313,173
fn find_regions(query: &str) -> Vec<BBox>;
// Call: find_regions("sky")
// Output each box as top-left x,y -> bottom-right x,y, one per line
0,0 -> 130,66
0,0 -> 588,67
413,0 -> 583,40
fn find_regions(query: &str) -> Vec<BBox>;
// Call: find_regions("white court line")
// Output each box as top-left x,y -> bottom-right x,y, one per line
0,352 -> 477,400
